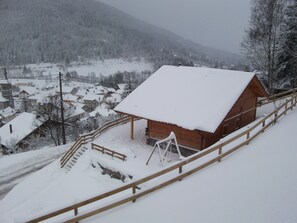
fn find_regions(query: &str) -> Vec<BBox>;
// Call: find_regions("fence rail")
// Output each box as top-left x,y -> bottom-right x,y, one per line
258,87 -> 297,106
60,116 -> 131,168
26,92 -> 297,223
91,143 -> 127,161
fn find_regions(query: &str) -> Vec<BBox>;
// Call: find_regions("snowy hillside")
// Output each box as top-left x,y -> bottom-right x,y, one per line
0,0 -> 242,68
0,101 -> 296,222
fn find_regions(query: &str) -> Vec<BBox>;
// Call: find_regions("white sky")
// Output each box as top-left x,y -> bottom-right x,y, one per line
99,0 -> 251,54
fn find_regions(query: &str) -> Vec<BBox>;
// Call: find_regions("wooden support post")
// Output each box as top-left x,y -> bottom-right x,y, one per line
246,132 -> 250,145
74,208 -> 79,223
130,116 -> 134,140
262,120 -> 265,133
285,102 -> 288,115
218,145 -> 222,162
132,186 -> 136,203
291,99 -> 293,110
179,166 -> 183,181
274,112 -> 278,124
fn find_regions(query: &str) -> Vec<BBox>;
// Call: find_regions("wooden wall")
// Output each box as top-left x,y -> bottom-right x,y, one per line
147,78 -> 260,151
148,120 -> 203,150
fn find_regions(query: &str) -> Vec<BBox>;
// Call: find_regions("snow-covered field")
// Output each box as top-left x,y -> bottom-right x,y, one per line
5,58 -> 153,78
0,101 -> 296,223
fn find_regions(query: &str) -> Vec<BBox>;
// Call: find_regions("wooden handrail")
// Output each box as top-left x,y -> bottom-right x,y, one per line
258,87 -> 297,106
60,116 -> 131,168
92,143 -> 127,161
26,92 -> 297,223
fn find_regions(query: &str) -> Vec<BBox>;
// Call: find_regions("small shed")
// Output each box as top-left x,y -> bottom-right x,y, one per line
114,65 -> 268,153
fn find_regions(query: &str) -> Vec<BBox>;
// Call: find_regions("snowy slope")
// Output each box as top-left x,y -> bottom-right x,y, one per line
90,108 -> 297,223
0,101 -> 296,223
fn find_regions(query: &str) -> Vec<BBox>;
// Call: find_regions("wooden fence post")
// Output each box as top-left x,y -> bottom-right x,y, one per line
74,208 -> 79,223
274,111 -> 278,124
285,102 -> 288,115
179,166 -> 183,181
246,132 -> 250,145
132,186 -> 136,203
218,145 -> 223,162
261,119 -> 266,133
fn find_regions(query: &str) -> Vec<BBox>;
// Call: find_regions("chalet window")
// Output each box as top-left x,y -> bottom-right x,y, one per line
235,119 -> 240,130
222,124 -> 228,137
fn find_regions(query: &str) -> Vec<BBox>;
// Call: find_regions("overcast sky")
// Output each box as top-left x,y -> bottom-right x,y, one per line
99,0 -> 251,54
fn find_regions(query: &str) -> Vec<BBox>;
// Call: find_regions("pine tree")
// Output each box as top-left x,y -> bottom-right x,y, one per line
277,0 -> 297,86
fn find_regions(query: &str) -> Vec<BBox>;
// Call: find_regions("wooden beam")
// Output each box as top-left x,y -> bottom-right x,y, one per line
130,116 -> 134,140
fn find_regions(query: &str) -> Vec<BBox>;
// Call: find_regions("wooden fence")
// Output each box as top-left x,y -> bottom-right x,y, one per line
26,93 -> 297,223
60,116 -> 131,168
258,87 -> 297,106
91,143 -> 127,161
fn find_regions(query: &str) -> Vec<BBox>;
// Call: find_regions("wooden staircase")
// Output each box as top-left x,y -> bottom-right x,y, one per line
64,147 -> 88,173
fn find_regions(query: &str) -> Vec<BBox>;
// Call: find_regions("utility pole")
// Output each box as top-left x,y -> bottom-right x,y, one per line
59,72 -> 66,144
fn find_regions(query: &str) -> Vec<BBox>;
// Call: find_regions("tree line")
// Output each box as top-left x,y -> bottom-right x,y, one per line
242,0 -> 297,92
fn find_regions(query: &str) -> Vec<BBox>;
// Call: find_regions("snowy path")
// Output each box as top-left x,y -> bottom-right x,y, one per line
0,144 -> 70,200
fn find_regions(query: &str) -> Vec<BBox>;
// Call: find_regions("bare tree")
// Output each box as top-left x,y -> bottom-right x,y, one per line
242,0 -> 286,93
36,95 -> 74,146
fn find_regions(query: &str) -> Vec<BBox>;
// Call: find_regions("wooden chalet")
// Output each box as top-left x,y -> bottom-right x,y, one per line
115,65 -> 268,153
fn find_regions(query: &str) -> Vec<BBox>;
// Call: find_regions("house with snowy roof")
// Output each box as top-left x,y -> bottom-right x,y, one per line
0,107 -> 17,126
18,87 -> 38,99
0,112 -> 44,153
115,65 -> 268,153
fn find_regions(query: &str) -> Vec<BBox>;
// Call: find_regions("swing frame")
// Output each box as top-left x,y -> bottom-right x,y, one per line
146,131 -> 183,166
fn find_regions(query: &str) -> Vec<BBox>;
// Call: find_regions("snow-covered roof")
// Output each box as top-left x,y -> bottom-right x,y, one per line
106,93 -> 122,103
70,102 -> 86,118
0,107 -> 16,118
89,107 -> 116,117
83,94 -> 101,102
19,86 -> 38,95
0,112 -> 43,148
0,92 -> 8,102
115,65 -> 257,133
63,94 -> 78,102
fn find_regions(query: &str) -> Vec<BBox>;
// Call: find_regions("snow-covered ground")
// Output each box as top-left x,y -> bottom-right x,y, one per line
5,58 -> 153,78
0,100 -> 296,223
88,105 -> 297,223
0,144 -> 70,199
0,120 -> 181,223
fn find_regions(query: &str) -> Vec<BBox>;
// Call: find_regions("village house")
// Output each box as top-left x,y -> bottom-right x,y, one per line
18,87 -> 38,99
0,107 -> 17,126
115,65 -> 268,154
82,94 -> 102,112
0,112 -> 44,153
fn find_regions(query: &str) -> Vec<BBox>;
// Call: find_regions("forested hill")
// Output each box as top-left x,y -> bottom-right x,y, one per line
0,0 -> 243,68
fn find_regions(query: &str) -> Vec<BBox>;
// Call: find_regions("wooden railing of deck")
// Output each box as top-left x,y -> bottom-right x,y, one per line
60,116 -> 131,168
91,143 -> 127,161
258,87 -> 297,106
26,92 -> 297,223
